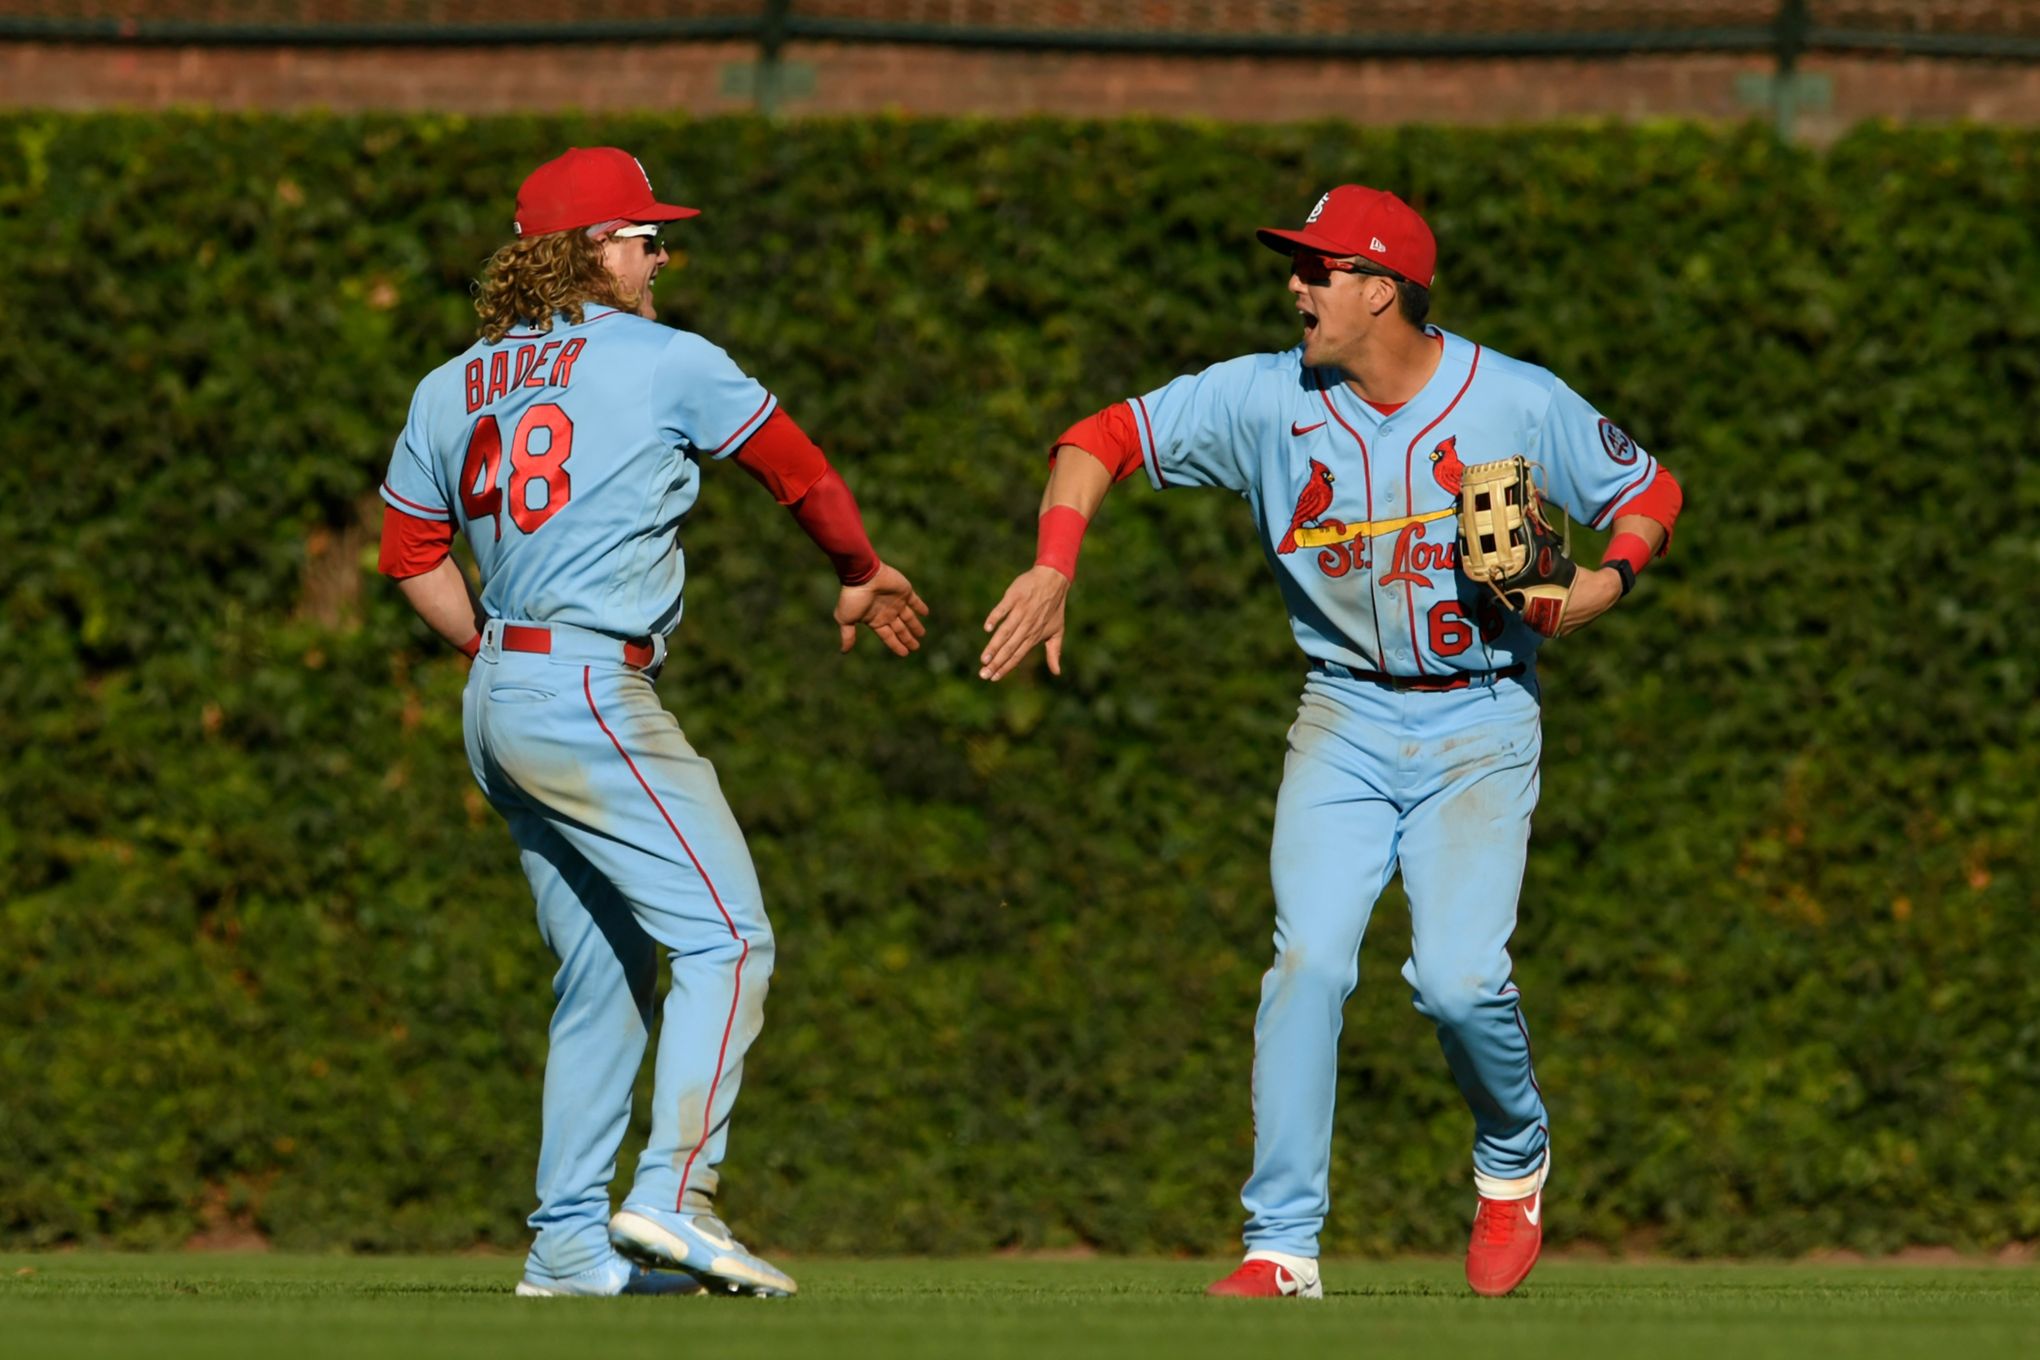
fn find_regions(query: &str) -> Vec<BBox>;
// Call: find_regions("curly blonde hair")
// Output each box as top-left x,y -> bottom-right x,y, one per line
473,230 -> 637,343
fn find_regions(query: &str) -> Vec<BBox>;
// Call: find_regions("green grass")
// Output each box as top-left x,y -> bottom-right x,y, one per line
3,1254 -> 2037,1359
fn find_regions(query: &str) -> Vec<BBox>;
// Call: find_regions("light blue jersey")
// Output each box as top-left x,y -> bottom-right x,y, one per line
1127,328 -> 1671,1260
1130,329 -> 1664,676
380,305 -> 777,638
384,304 -> 785,1286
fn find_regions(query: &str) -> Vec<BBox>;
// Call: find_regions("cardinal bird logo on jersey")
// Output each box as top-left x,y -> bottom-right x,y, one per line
1429,436 -> 1465,496
1277,459 -> 1337,555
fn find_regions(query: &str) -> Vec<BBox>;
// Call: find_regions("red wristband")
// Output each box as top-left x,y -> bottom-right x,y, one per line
1601,532 -> 1652,576
458,633 -> 481,659
1035,505 -> 1089,583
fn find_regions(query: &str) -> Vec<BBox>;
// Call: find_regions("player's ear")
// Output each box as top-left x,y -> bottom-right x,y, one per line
1367,275 -> 1397,317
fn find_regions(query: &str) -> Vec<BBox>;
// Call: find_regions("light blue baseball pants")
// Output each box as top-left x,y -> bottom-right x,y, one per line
1242,666 -> 1549,1258
463,620 -> 774,1282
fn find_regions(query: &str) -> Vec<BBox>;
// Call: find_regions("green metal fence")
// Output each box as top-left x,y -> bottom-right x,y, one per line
4,2 -> 2036,132
7,2 -> 2037,57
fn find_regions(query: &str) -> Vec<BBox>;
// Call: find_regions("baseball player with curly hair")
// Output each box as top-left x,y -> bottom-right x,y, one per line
378,147 -> 928,1298
981,186 -> 1682,1298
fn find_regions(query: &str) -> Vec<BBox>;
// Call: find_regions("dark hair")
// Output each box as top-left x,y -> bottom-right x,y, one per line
1353,262 -> 1431,328
1395,279 -> 1431,328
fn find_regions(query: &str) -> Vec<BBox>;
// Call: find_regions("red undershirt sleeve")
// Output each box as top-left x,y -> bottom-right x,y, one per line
378,503 -> 456,579
730,408 -> 830,505
1050,405 -> 1146,482
730,408 -> 882,585
1611,466 -> 1684,555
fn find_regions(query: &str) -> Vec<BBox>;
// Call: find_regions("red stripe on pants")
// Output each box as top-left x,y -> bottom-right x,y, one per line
581,666 -> 750,1211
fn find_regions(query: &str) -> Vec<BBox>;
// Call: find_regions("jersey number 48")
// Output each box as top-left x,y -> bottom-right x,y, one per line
459,403 -> 574,541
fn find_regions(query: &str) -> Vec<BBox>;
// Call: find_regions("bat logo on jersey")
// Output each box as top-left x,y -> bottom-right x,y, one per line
1599,418 -> 1638,465
1429,436 -> 1466,495
1276,459 -> 1338,555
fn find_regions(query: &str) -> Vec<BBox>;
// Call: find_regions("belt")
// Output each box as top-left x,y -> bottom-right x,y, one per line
497,622 -> 657,671
1310,659 -> 1525,692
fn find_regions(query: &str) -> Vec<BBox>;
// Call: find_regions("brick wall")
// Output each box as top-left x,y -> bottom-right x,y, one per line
5,39 -> 2038,134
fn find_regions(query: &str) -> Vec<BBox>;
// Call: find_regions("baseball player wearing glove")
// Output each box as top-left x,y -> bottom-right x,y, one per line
377,148 -> 928,1298
980,186 -> 1682,1298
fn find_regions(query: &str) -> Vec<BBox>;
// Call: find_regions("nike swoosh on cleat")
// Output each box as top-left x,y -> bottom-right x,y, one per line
1524,1192 -> 1542,1227
691,1220 -> 739,1251
1291,420 -> 1327,436
1276,1266 -> 1298,1296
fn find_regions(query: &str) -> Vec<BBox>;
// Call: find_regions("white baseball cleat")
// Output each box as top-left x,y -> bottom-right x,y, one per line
609,1206 -> 798,1298
515,1255 -> 705,1297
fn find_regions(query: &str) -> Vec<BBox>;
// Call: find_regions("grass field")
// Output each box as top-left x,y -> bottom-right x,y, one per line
4,1254 -> 2037,1360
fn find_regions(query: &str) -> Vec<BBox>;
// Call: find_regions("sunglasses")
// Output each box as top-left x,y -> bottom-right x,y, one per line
1290,250 -> 1400,287
604,224 -> 666,253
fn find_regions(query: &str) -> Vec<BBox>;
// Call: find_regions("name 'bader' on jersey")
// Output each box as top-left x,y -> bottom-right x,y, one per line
462,337 -> 587,410
375,145 -> 928,1301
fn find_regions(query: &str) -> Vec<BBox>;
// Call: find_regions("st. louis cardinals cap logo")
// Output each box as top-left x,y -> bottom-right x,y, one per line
1305,191 -> 1330,225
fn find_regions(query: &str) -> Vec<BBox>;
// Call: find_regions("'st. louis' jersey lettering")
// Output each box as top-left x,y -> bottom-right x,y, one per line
380,305 -> 777,639
1127,329 -> 1664,676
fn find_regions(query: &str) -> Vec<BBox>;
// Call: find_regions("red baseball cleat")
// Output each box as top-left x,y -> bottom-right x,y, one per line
1206,1253 -> 1323,1299
1465,1186 -> 1543,1296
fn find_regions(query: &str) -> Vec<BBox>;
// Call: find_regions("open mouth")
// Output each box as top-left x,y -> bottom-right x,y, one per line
1299,306 -> 1318,331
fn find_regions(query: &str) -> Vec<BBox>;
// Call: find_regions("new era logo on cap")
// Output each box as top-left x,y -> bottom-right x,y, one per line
1254,185 -> 1438,288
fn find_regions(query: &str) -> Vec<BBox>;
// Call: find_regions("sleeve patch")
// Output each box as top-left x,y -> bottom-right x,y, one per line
1599,418 -> 1639,466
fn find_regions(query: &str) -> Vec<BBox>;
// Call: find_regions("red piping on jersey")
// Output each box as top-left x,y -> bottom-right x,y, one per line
708,393 -> 776,456
1317,379 -> 1375,518
1133,397 -> 1164,487
1316,373 -> 1386,671
581,666 -> 751,1212
1593,463 -> 1658,529
1397,343 -> 1482,676
502,309 -> 625,341
1402,344 -> 1482,491
382,483 -> 450,520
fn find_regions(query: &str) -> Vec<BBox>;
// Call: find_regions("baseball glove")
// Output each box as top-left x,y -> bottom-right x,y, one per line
1456,455 -> 1576,637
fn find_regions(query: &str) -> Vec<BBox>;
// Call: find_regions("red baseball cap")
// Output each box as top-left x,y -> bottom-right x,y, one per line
513,147 -> 700,237
1256,186 -> 1437,289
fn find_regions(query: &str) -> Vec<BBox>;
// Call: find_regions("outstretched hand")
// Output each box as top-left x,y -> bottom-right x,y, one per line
979,565 -> 1070,681
836,562 -> 930,656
